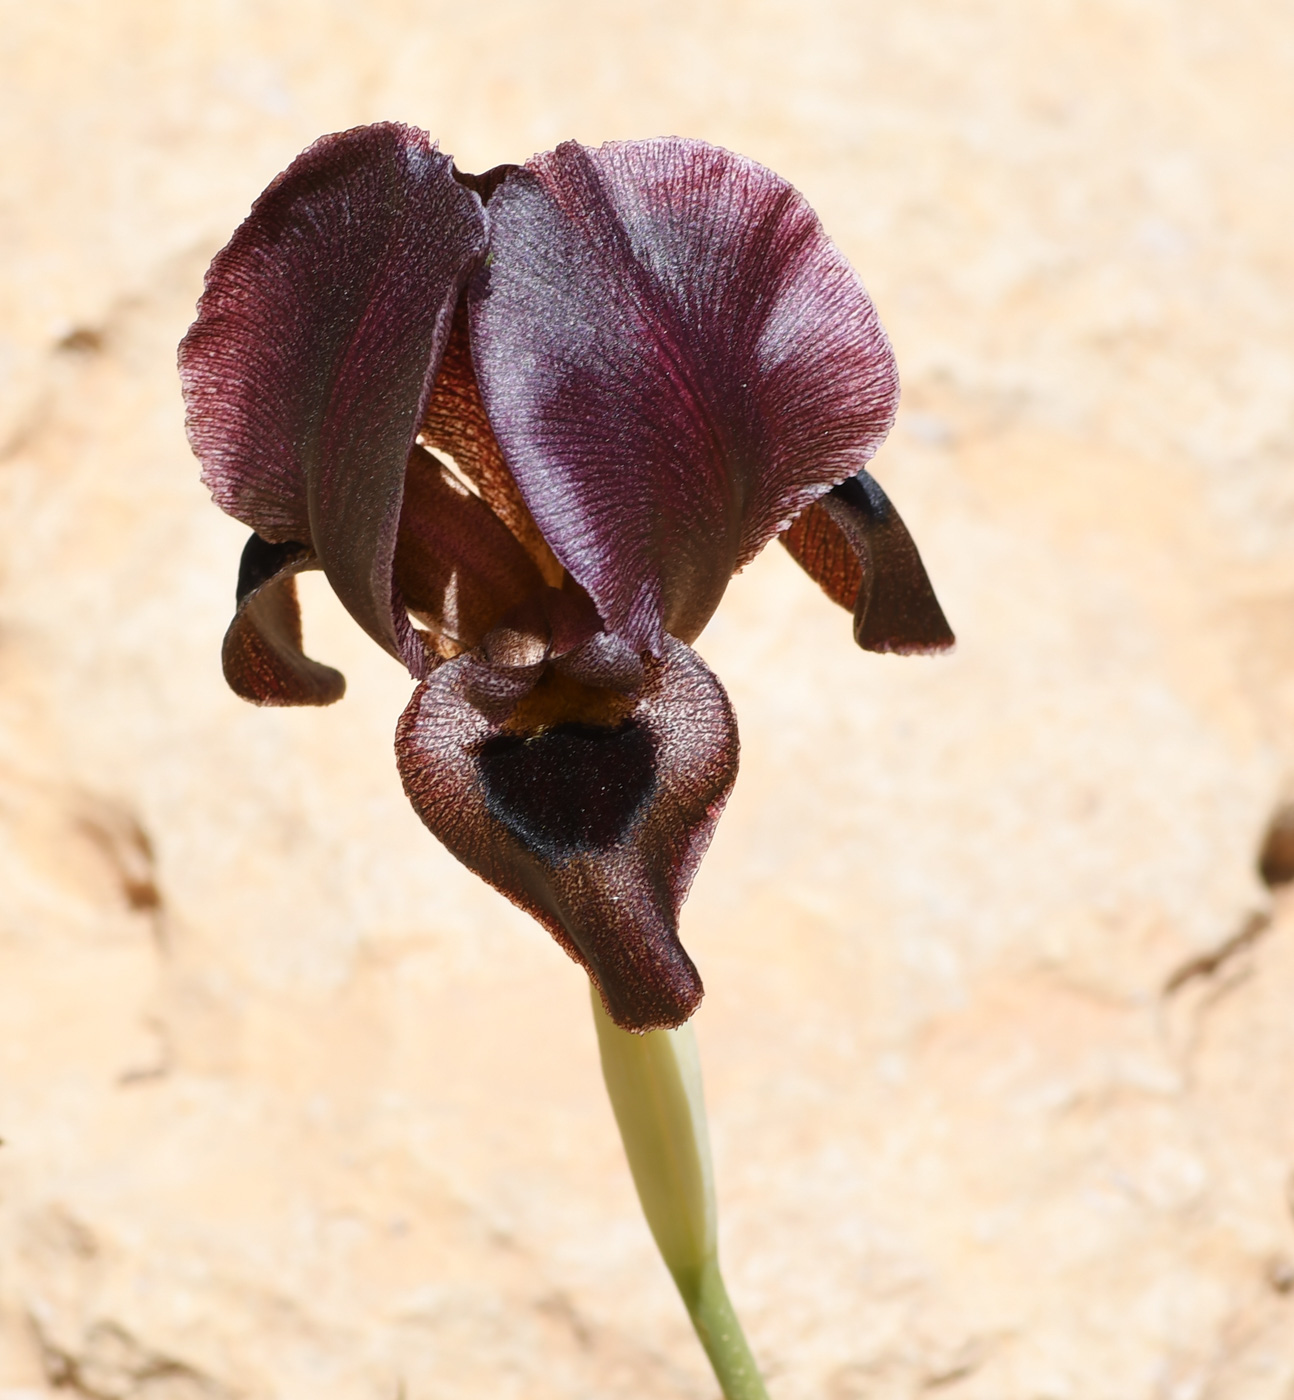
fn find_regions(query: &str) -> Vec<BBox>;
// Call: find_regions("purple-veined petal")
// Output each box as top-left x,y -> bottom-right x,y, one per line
395,636 -> 739,1030
222,534 -> 346,706
782,469 -> 955,654
470,138 -> 899,653
395,444 -> 547,651
180,123 -> 488,676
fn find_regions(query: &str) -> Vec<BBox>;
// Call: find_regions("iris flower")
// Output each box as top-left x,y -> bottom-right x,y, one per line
180,122 -> 952,1036
180,123 -> 954,1398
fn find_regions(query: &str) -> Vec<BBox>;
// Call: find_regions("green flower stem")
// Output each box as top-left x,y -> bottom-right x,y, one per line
590,984 -> 770,1400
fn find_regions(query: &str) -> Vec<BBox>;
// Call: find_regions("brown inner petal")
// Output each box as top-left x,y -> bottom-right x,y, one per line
394,445 -> 548,651
504,670 -> 639,733
397,415 -> 647,732
781,472 -> 954,655
420,300 -> 564,586
781,495 -> 863,611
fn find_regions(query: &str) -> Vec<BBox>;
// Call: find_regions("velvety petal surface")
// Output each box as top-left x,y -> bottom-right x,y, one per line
782,469 -> 955,654
180,122 -> 488,675
395,636 -> 739,1030
471,138 -> 900,652
222,534 -> 346,706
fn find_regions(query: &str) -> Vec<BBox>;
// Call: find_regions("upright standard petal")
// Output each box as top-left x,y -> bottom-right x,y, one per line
180,122 -> 488,676
395,637 -> 739,1031
471,138 -> 899,652
782,469 -> 955,654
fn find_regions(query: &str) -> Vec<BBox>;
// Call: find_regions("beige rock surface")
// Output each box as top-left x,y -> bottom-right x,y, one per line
2,2 -> 1294,1396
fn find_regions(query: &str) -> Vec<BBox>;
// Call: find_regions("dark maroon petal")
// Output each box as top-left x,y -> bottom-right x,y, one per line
180,123 -> 488,675
470,138 -> 899,652
421,301 -> 562,581
395,445 -> 547,650
222,534 -> 346,706
782,469 -> 955,654
457,650 -> 547,723
395,636 -> 739,1030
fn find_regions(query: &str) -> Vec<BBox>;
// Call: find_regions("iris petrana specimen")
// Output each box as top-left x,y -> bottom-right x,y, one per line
180,123 -> 953,1399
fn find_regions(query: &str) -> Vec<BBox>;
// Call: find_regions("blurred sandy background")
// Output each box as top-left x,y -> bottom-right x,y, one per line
2,2 -> 1294,1397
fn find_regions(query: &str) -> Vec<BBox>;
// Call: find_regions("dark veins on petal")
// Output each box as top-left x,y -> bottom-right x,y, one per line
472,137 -> 899,654
180,122 -> 489,678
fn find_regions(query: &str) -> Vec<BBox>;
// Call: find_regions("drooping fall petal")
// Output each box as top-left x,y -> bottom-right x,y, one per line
222,534 -> 346,706
180,122 -> 488,676
395,637 -> 739,1030
782,469 -> 955,654
471,138 -> 899,653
